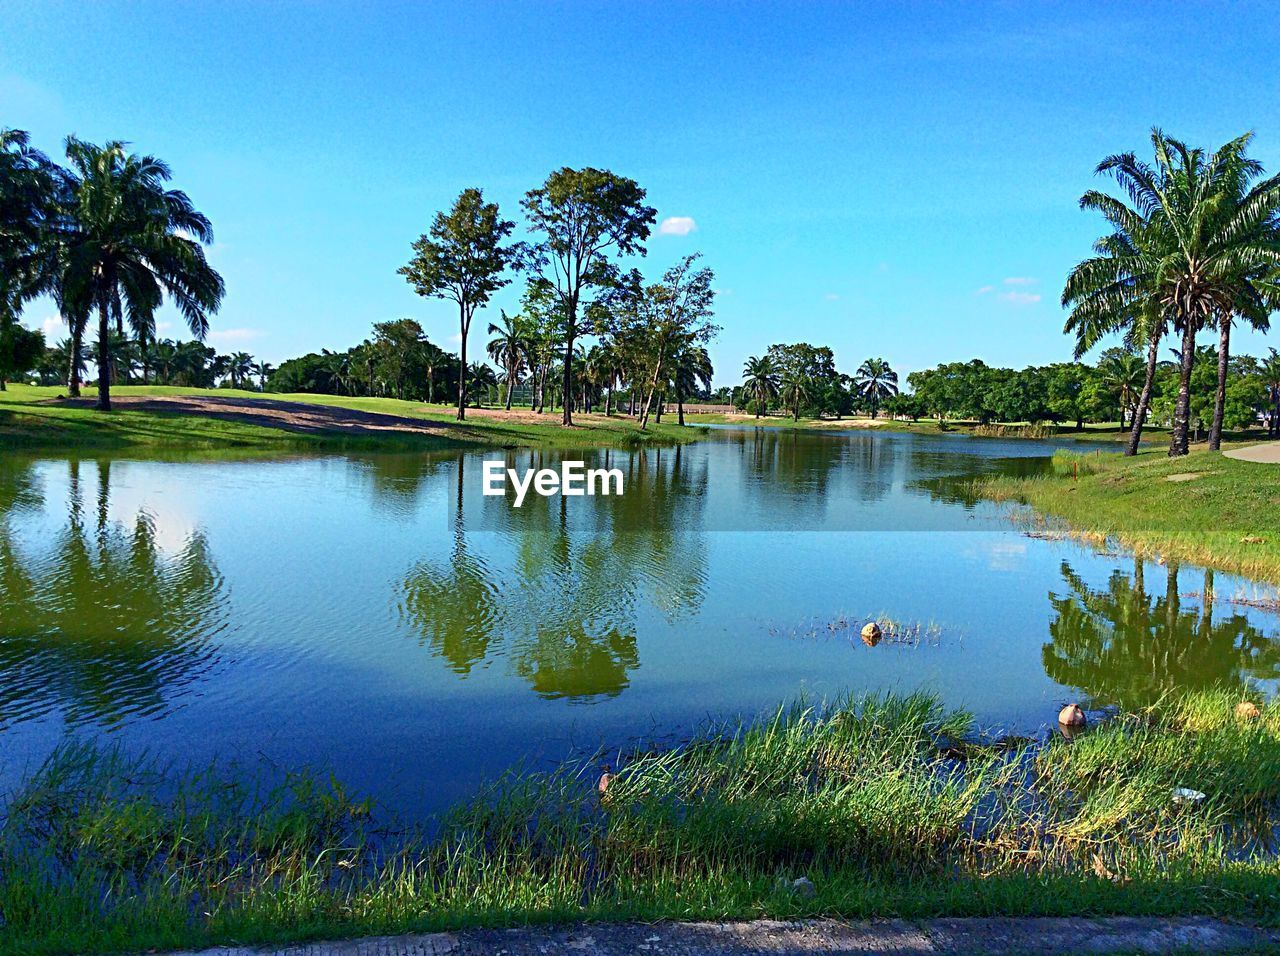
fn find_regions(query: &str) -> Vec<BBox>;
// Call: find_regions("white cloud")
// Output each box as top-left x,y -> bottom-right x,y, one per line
658,216 -> 697,236
998,291 -> 1042,306
1002,277 -> 1037,286
975,285 -> 995,296
207,327 -> 263,344
823,293 -> 840,301
41,313 -> 66,339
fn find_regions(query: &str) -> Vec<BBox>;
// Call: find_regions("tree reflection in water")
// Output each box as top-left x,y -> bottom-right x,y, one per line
1044,558 -> 1280,708
0,459 -> 227,727
401,448 -> 708,701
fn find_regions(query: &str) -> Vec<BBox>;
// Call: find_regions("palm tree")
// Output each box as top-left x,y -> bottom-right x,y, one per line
468,362 -> 497,407
853,357 -> 898,418
1098,350 -> 1146,430
672,344 -> 713,426
225,351 -> 254,389
779,369 -> 809,422
1,130 -> 58,331
741,355 -> 780,418
56,139 -> 224,411
1064,130 -> 1280,457
487,310 -> 527,410
252,359 -> 274,391
1262,349 -> 1280,438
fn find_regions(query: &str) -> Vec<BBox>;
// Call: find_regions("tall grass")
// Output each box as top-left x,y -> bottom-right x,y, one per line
3,691 -> 1279,955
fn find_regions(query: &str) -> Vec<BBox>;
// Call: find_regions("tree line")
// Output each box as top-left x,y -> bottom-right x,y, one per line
396,170 -> 719,428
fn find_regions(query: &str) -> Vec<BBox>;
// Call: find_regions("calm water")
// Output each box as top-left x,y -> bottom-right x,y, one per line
2,428 -> 1278,817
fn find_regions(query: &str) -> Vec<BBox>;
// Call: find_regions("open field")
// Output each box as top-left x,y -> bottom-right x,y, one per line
975,444 -> 1280,582
0,385 -> 705,453
3,690 -> 1278,956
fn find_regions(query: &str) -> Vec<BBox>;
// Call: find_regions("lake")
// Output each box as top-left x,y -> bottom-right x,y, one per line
3,427 -> 1278,818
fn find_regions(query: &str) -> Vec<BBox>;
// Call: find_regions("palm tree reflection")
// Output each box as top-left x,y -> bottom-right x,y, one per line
1044,559 -> 1280,708
0,459 -> 226,727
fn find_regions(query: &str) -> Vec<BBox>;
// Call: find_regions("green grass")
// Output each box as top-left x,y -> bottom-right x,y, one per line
975,443 -> 1280,582
3,690 -> 1279,955
0,385 -> 704,453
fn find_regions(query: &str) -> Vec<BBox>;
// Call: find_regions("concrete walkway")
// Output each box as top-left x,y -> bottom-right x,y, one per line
1224,440 -> 1280,463
164,917 -> 1280,955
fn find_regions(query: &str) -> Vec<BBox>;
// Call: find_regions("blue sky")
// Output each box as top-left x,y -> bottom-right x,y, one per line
4,1 -> 1280,386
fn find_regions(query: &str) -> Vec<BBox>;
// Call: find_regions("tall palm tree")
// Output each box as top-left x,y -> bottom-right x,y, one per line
1098,350 -> 1146,431
741,354 -> 780,418
853,357 -> 898,418
1,129 -> 58,330
1261,348 -> 1280,438
1064,130 -> 1280,457
487,309 -> 528,410
56,139 -> 224,411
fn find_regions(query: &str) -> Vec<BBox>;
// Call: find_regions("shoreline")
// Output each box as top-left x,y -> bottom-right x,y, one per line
4,690 -> 1278,956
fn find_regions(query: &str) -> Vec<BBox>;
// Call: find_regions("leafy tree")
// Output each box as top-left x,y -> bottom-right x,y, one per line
1,129 -> 60,349
0,322 -> 44,388
399,188 -> 519,420
523,167 -> 656,425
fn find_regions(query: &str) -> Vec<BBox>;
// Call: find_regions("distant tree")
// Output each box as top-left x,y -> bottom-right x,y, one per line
1098,350 -> 1146,430
853,357 -> 898,418
487,309 -> 528,410
523,167 -> 656,425
400,188 -> 519,421
0,323 -> 44,389
741,354 -> 780,418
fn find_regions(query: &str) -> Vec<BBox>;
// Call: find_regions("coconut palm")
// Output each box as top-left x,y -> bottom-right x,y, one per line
1,129 -> 58,323
741,354 -> 780,418
853,357 -> 898,418
252,359 -> 274,391
1098,350 -> 1146,430
55,138 -> 224,411
225,351 -> 254,389
468,362 -> 497,406
1064,130 -> 1280,456
779,369 -> 810,422
487,310 -> 528,410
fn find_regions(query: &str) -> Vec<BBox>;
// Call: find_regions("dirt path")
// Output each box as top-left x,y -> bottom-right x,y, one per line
63,395 -> 460,437
161,916 -> 1280,955
1224,441 -> 1280,463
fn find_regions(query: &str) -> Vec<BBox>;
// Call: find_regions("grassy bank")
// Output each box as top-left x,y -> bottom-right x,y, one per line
976,444 -> 1280,582
0,385 -> 703,453
683,412 -> 1193,442
3,690 -> 1278,955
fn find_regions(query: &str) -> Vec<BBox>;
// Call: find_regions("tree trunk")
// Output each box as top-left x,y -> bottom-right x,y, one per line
1168,319 -> 1197,457
95,301 -> 112,411
1208,316 -> 1231,451
562,315 -> 575,426
1125,324 -> 1162,457
456,307 -> 468,422
67,325 -> 82,396
677,388 -> 685,426
505,366 -> 515,410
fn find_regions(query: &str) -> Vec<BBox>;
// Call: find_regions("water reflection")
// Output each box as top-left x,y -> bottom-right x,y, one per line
401,449 -> 708,701
1044,560 -> 1280,708
0,459 -> 227,727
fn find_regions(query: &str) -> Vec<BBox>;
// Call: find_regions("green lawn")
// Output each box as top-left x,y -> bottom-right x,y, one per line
977,443 -> 1280,582
0,385 -> 704,453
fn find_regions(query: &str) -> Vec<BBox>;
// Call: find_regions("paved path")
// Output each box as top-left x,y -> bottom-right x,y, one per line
1224,440 -> 1280,463
163,917 -> 1280,955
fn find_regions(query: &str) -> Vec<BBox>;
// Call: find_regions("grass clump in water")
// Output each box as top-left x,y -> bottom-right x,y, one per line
3,691 -> 1280,955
